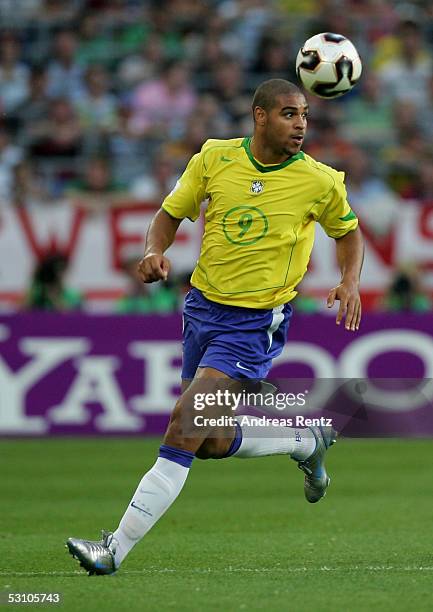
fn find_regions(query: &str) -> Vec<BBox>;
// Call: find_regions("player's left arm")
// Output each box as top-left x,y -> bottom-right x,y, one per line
315,169 -> 364,331
327,226 -> 364,331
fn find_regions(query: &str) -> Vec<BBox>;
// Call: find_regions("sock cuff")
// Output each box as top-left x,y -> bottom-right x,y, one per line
158,444 -> 195,468
220,420 -> 243,458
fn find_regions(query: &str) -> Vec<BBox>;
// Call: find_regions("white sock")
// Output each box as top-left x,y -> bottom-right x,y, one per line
111,457 -> 190,567
233,415 -> 316,460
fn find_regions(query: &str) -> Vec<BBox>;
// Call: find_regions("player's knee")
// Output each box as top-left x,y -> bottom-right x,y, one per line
164,397 -> 207,449
164,399 -> 187,441
195,445 -> 213,460
195,437 -> 230,460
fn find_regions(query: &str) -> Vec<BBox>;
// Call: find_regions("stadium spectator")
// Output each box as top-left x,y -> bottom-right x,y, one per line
0,127 -> 23,204
28,97 -> 83,159
116,258 -> 154,314
116,257 -> 178,314
116,10 -> 149,60
73,64 -> 118,155
25,251 -> 82,311
231,0 -> 274,66
163,113 -> 218,171
305,116 -> 354,170
82,0 -> 131,23
74,65 -> 117,131
384,103 -> 430,199
46,29 -> 84,100
426,3 -> 433,48
37,0 -> 81,26
67,156 -> 128,211
164,103 -> 231,172
376,19 -> 432,109
144,4 -> 184,59
0,0 -> 44,25
420,72 -> 433,142
131,150 -> 178,203
343,147 -> 401,237
193,93 -> 232,140
307,4 -> 355,45
128,59 -> 197,139
176,270 -> 192,302
382,266 -> 432,312
117,33 -> 166,89
11,159 -> 51,208
0,33 -> 29,115
164,0 -> 209,40
340,73 -> 394,151
193,10 -> 242,80
291,290 -> 321,313
108,103 -> 147,184
75,10 -> 118,68
15,66 -> 51,141
208,57 -> 251,130
251,34 -> 295,82
194,30 -> 228,89
410,159 -> 433,205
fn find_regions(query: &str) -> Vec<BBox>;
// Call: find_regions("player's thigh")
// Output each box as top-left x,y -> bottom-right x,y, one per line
163,367 -> 236,453
181,379 -> 192,394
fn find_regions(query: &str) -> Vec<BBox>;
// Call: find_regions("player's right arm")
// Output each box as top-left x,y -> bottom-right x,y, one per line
138,209 -> 182,282
138,147 -> 208,283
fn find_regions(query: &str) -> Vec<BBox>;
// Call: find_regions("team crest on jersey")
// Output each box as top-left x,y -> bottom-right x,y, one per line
251,179 -> 264,194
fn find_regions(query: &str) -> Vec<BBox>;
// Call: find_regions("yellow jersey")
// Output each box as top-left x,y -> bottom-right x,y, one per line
162,137 -> 358,309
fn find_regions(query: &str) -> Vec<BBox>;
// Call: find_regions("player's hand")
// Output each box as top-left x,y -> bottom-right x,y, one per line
327,279 -> 361,331
137,253 -> 171,283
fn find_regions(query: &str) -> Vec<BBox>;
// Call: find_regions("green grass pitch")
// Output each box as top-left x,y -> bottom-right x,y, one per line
1,438 -> 432,612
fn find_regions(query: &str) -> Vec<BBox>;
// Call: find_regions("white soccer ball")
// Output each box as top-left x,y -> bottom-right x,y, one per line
296,32 -> 362,99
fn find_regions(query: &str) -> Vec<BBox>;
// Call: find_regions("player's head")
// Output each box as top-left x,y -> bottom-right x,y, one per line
252,79 -> 308,157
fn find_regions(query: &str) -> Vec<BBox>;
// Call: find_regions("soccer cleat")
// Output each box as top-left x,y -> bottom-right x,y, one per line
66,530 -> 116,576
295,426 -> 337,503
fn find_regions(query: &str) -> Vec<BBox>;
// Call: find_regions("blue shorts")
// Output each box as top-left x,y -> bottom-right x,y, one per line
182,288 -> 293,380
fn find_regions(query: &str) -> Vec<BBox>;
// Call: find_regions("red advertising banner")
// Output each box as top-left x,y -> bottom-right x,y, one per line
1,201 -> 433,309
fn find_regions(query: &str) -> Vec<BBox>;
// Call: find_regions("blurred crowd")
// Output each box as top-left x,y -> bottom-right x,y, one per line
1,0 -> 433,312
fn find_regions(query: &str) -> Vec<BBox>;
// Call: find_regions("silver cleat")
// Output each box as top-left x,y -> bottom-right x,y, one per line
66,530 -> 116,576
295,426 -> 337,503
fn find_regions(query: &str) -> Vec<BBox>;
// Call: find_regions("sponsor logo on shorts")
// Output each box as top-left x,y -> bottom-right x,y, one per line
236,361 -> 253,372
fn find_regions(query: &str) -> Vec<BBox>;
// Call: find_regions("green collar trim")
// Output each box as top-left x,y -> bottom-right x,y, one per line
241,137 -> 305,173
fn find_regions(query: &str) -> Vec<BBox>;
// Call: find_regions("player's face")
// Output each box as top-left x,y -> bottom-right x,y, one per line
265,93 -> 308,157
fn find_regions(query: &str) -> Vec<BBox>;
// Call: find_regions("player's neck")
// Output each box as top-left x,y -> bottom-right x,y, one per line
250,137 -> 290,165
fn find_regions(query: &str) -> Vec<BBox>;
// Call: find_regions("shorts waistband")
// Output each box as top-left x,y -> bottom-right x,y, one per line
189,287 -> 290,315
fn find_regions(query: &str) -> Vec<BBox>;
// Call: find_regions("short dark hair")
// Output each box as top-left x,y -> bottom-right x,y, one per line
252,79 -> 302,119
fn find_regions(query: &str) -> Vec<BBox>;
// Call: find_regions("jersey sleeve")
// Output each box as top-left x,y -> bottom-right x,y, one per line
317,171 -> 358,238
161,149 -> 207,222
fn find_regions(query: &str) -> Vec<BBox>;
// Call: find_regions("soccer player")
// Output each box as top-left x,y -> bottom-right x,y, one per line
67,79 -> 364,575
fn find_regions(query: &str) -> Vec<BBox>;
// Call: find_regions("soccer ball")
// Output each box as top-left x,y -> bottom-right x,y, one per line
296,32 -> 362,99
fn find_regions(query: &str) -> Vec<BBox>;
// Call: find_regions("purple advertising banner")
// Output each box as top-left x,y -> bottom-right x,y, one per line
0,312 -> 432,437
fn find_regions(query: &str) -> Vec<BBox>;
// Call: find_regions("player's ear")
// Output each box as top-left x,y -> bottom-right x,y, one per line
254,106 -> 266,126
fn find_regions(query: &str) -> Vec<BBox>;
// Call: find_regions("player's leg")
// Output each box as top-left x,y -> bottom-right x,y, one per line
162,366 -> 235,453
194,406 -> 336,503
66,366 -> 234,575
229,417 -> 337,503
182,369 -> 336,504
187,296 -> 337,501
66,291 -> 220,574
